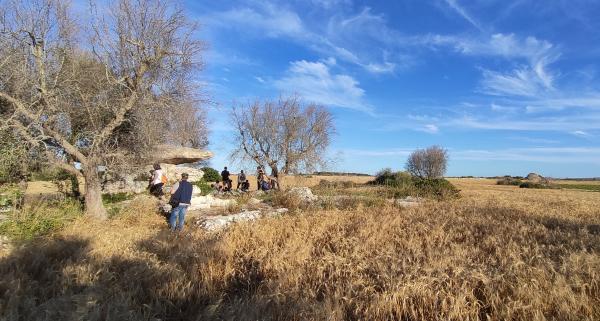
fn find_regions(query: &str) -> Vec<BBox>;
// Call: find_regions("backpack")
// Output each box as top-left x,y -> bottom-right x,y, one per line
161,173 -> 168,184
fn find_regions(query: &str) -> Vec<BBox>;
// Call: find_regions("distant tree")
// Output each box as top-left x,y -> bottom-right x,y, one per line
405,146 -> 448,179
230,96 -> 335,178
0,0 -> 205,219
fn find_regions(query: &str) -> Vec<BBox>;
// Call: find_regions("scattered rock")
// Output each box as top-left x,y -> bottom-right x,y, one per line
248,198 -> 262,206
287,187 -> 318,203
189,195 -> 236,211
394,196 -> 420,208
195,208 -> 288,231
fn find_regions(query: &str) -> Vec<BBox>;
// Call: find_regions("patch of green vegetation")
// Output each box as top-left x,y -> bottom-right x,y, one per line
497,177 -> 523,186
519,182 -> 556,189
558,184 -> 600,192
192,179 -> 213,196
0,200 -> 83,240
369,169 -> 460,200
201,167 -> 220,183
102,192 -> 134,204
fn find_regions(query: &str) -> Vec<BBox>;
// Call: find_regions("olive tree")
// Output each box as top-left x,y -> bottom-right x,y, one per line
405,145 -> 448,179
230,96 -> 334,178
0,0 -> 205,219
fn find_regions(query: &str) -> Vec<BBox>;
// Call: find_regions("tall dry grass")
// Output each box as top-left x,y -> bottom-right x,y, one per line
0,181 -> 599,320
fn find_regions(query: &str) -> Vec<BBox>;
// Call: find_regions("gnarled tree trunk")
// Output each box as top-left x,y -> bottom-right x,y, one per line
82,163 -> 107,220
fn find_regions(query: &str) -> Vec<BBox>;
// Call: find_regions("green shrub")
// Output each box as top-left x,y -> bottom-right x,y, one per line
413,178 -> 460,200
371,169 -> 413,187
497,177 -> 522,186
0,200 -> 83,240
202,167 -> 220,182
193,179 -> 213,196
519,182 -> 555,189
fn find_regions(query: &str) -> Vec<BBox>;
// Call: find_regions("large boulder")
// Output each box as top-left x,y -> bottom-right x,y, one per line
286,187 -> 318,204
526,173 -> 548,184
153,164 -> 204,183
151,145 -> 212,165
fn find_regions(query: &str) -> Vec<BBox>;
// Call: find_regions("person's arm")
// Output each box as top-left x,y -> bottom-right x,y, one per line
171,181 -> 180,194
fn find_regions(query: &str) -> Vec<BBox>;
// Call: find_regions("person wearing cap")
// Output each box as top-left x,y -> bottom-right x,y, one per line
168,173 -> 193,232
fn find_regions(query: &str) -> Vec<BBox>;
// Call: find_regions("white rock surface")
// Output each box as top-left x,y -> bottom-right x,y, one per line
189,195 -> 236,211
196,208 -> 288,231
287,187 -> 318,203
394,196 -> 420,208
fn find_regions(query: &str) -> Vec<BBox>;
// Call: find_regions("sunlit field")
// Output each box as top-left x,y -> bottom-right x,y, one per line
1,178 -> 599,320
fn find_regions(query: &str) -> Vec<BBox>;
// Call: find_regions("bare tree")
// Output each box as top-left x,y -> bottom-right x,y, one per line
230,96 -> 334,179
405,146 -> 448,179
0,0 -> 205,219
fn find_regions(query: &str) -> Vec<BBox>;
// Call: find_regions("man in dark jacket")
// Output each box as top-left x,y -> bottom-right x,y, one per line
221,167 -> 232,191
168,173 -> 193,232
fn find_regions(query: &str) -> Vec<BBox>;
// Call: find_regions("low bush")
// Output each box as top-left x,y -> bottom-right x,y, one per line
519,182 -> 556,189
413,178 -> 460,199
318,179 -> 356,189
193,179 -> 213,196
371,168 -> 413,187
497,177 -> 523,186
0,200 -> 83,240
201,167 -> 220,183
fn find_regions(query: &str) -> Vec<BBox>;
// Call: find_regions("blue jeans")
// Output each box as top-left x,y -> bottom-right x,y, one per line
169,204 -> 189,231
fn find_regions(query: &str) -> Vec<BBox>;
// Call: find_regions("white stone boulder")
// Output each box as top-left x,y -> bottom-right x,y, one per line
188,195 -> 236,211
286,187 -> 318,203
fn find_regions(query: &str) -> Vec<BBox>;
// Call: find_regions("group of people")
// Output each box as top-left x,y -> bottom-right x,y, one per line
212,166 -> 279,193
146,163 -> 282,232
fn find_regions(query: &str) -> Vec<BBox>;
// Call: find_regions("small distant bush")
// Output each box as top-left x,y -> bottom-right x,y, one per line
201,167 -> 220,182
497,177 -> 523,186
519,182 -> 556,189
371,169 -> 413,187
413,178 -> 460,200
371,168 -> 459,200
318,179 -> 356,189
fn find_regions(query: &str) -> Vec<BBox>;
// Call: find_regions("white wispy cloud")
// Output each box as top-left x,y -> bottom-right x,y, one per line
443,0 -> 482,30
571,130 -> 593,138
273,60 -> 372,113
254,76 -> 266,83
419,124 -> 439,134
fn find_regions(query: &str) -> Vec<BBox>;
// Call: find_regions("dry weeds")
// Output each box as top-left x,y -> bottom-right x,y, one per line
0,180 -> 599,320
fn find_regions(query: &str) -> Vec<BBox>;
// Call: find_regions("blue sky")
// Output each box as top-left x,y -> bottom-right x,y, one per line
187,0 -> 600,177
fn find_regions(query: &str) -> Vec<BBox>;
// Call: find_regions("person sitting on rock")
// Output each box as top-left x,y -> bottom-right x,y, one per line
212,180 -> 223,193
168,173 -> 193,232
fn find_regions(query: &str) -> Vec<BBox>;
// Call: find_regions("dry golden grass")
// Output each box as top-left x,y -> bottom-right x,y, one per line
1,180 -> 599,320
229,174 -> 373,191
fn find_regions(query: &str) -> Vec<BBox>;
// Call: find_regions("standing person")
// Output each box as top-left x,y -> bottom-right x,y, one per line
256,166 -> 265,190
221,166 -> 231,191
168,173 -> 193,232
237,170 -> 247,190
149,163 -> 166,197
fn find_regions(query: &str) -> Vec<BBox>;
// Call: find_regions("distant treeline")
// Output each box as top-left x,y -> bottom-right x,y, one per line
311,172 -> 372,177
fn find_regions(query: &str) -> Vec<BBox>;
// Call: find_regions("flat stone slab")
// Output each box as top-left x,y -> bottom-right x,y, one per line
195,208 -> 288,231
152,145 -> 213,165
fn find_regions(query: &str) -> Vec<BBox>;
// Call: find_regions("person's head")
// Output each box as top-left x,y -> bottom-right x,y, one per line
153,163 -> 161,170
224,166 -> 228,170
241,170 -> 244,174
181,173 -> 189,181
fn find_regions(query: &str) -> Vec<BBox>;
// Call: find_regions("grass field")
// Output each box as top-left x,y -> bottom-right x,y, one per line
1,178 -> 599,320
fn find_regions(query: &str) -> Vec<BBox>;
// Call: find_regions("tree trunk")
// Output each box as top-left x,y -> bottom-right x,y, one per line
83,165 -> 107,220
